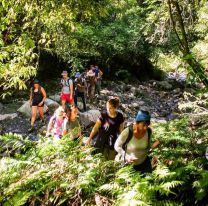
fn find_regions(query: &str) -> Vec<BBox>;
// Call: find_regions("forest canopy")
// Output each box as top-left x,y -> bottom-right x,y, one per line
0,0 -> 208,94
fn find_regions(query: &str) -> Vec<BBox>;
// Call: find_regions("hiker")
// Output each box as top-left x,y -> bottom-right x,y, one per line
74,72 -> 87,111
83,68 -> 90,97
62,105 -> 81,141
46,106 -> 65,139
85,97 -> 124,160
94,65 -> 103,95
29,79 -> 46,132
114,110 -> 160,173
60,70 -> 74,109
87,65 -> 96,101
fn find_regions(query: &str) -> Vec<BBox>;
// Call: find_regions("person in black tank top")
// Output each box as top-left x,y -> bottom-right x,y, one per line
28,80 -> 47,132
85,97 -> 124,160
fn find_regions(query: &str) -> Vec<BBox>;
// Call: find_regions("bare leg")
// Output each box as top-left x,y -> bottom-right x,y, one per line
61,100 -> 66,110
38,106 -> 44,121
31,106 -> 37,126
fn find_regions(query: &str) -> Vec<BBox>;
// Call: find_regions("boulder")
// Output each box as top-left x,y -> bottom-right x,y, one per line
17,101 -> 48,118
49,94 -> 60,103
156,81 -> 173,90
0,113 -> 18,121
189,113 -> 208,129
45,98 -> 59,110
79,110 -> 100,128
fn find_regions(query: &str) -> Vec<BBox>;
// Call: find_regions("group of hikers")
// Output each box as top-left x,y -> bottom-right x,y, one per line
28,66 -> 160,173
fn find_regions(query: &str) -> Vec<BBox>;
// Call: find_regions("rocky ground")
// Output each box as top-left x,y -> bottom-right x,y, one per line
0,79 -> 207,138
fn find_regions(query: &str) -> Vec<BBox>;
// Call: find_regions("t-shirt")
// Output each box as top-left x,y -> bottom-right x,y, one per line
61,78 -> 73,94
98,110 -> 124,149
63,118 -> 80,140
115,127 -> 150,165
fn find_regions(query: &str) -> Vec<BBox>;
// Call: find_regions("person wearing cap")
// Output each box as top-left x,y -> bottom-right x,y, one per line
29,79 -> 47,132
60,70 -> 74,109
74,72 -> 87,111
114,110 -> 160,173
85,97 -> 124,160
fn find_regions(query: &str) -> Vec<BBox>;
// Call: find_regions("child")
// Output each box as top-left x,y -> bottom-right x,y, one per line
62,105 -> 81,141
46,107 -> 65,139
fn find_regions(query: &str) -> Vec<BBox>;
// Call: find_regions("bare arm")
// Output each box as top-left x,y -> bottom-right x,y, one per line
151,140 -> 160,150
46,117 -> 54,136
70,83 -> 73,98
85,119 -> 101,145
29,89 -> 32,106
41,87 -> 47,102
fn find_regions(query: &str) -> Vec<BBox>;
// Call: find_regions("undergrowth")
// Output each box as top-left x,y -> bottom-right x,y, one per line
0,117 -> 207,206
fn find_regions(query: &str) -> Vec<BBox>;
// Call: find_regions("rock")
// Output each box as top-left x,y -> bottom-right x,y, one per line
202,92 -> 208,99
45,98 -> 59,110
79,110 -> 100,128
189,113 -> 208,129
100,89 -> 111,95
124,85 -> 132,92
173,88 -> 181,94
17,101 -> 48,118
156,81 -> 173,90
130,87 -> 137,95
0,124 -> 3,134
0,113 -> 18,121
38,125 -> 47,136
121,104 -> 129,111
132,102 -> 140,109
0,102 -> 3,112
49,94 -> 60,102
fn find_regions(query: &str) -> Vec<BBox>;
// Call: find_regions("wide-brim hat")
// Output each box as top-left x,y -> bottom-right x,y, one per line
61,70 -> 68,75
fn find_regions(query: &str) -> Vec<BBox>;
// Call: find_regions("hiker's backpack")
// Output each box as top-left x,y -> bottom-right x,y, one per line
61,78 -> 75,92
122,124 -> 152,162
61,78 -> 73,87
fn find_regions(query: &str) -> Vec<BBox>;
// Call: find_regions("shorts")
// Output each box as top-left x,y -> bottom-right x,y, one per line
61,93 -> 74,103
133,156 -> 152,174
32,101 -> 44,107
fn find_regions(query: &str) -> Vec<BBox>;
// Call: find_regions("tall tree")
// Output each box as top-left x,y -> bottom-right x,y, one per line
168,0 -> 208,85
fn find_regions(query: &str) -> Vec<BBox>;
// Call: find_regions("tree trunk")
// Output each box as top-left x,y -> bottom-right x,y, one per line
168,0 -> 208,86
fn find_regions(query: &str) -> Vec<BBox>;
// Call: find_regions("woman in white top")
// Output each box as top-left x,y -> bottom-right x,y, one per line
115,110 -> 160,173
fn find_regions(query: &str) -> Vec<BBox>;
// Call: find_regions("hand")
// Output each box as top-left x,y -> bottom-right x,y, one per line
151,156 -> 159,168
38,101 -> 43,106
85,138 -> 91,146
127,157 -> 137,164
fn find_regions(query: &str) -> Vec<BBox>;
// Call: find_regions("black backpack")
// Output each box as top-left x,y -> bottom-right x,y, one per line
122,124 -> 152,162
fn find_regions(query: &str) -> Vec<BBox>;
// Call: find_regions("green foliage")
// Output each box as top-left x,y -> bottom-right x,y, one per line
0,117 -> 208,205
152,117 -> 208,204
